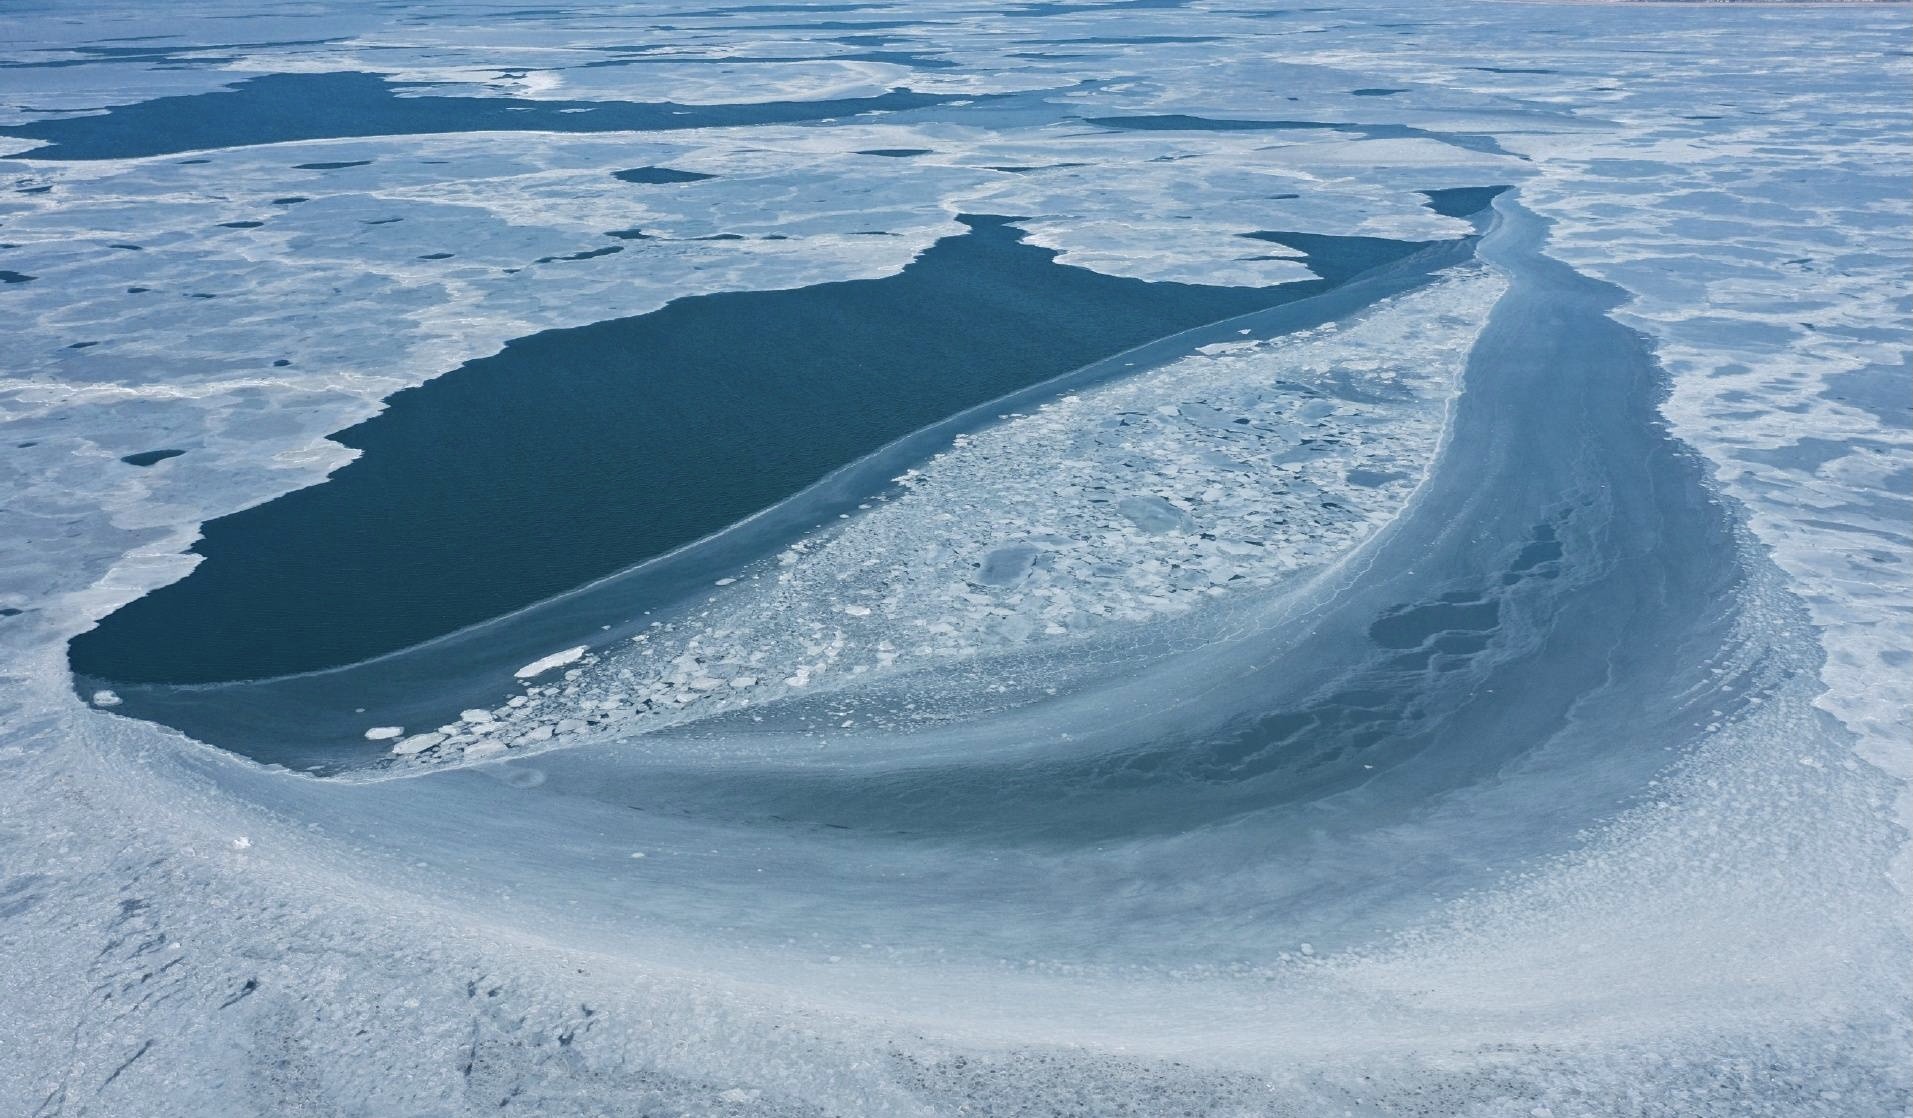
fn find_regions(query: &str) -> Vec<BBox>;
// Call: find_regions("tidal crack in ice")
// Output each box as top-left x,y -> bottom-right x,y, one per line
377,265 -> 1505,769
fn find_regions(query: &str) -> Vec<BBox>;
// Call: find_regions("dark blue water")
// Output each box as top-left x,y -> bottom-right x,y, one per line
0,71 -> 982,160
1420,185 -> 1510,219
1242,230 -> 1442,285
612,166 -> 715,184
72,216 -> 1446,687
119,449 -> 184,467
74,216 -> 1494,768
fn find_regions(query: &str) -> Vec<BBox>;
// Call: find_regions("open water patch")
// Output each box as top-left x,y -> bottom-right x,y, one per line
1421,185 -> 1510,220
611,166 -> 715,184
70,215 -> 1459,687
1240,231 -> 1433,285
0,71 -> 987,160
119,449 -> 184,467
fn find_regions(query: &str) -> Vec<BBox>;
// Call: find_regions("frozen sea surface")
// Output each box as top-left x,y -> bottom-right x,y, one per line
69,213 -> 1437,686
0,1 -> 1907,1116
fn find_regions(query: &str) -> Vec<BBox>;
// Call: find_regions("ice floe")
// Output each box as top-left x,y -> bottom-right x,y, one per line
513,645 -> 587,679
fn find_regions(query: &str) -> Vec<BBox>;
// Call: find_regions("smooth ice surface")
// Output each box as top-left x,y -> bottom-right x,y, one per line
0,1 -> 1907,1116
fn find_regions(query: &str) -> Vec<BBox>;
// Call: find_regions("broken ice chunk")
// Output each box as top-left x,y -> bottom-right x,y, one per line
1116,495 -> 1195,534
515,645 -> 588,678
391,732 -> 445,756
977,543 -> 1038,587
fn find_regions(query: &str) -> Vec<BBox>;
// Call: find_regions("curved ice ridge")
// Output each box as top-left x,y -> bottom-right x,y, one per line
2,2 -> 1906,1113
376,264 -> 1505,770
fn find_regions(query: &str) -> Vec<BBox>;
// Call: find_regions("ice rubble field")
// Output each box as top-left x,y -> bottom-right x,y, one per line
0,0 -> 1909,1115
379,268 -> 1502,768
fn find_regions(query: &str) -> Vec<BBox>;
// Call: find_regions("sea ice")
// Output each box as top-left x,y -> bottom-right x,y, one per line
514,645 -> 588,678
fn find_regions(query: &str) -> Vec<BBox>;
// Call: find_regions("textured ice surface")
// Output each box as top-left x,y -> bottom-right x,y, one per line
0,0 -> 1907,1115
381,267 -> 1503,768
